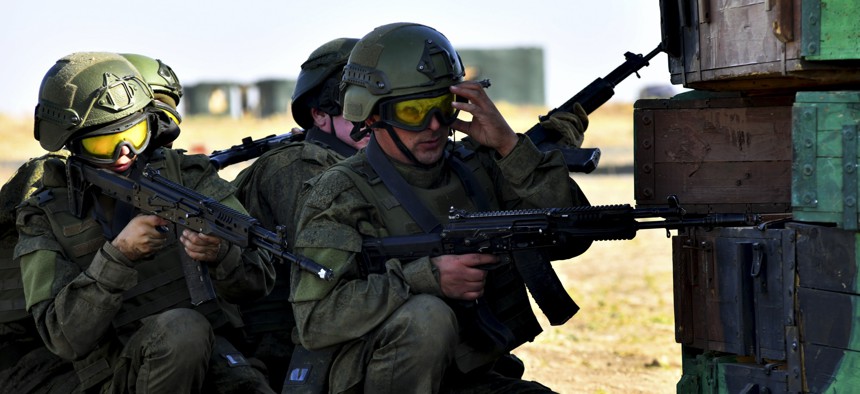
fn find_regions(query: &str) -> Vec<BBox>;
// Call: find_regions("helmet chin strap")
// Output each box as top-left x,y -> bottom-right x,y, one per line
350,122 -> 369,141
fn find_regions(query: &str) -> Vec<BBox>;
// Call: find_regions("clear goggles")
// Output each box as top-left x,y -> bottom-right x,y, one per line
378,89 -> 464,131
69,111 -> 152,164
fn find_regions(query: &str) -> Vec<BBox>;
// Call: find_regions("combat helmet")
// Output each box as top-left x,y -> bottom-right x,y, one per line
34,52 -> 154,152
120,53 -> 182,109
341,22 -> 465,124
121,53 -> 183,147
291,37 -> 359,129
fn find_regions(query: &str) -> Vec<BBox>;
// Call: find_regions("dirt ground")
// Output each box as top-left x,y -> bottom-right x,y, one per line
514,174 -> 680,394
1,104 -> 682,393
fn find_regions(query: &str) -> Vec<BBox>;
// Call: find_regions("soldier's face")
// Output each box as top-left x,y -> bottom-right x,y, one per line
372,115 -> 447,165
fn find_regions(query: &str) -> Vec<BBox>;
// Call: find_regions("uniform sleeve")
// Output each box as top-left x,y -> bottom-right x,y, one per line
475,134 -> 586,210
289,169 -> 443,350
233,145 -> 330,251
16,202 -> 138,361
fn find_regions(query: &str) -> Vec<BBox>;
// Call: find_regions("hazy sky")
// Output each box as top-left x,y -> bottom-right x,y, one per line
1,1 -> 671,117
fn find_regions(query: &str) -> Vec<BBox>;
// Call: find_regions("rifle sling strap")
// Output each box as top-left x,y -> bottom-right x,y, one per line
366,135 -> 440,234
512,250 -> 578,325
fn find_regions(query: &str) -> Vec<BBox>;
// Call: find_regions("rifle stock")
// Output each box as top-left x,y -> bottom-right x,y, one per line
529,44 -> 663,173
68,158 -> 334,304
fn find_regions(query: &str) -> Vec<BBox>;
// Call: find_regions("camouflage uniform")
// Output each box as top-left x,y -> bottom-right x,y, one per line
15,149 -> 276,393
291,134 -> 585,393
232,126 -> 358,390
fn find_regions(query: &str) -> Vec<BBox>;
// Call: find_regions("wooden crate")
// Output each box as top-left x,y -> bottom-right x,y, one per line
634,91 -> 793,215
793,223 -> 860,392
674,226 -> 794,361
792,91 -> 860,229
660,0 -> 860,91
674,222 -> 860,393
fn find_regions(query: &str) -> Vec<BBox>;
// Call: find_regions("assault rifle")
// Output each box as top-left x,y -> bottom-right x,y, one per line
361,195 -> 758,271
209,131 -> 304,170
360,195 -> 757,327
532,44 -> 663,173
67,157 -> 334,305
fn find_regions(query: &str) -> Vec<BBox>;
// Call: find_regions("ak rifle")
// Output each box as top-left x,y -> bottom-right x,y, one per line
532,44 -> 663,173
360,195 -> 759,271
67,157 -> 333,305
209,131 -> 304,170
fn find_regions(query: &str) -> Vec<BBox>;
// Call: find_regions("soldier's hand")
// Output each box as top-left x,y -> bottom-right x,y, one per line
540,103 -> 589,148
112,215 -> 170,262
180,230 -> 225,264
449,81 -> 519,157
431,253 -> 492,301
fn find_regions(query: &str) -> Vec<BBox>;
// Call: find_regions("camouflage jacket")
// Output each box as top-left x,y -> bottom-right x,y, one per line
14,148 -> 275,362
290,135 -> 587,351
231,127 -> 357,337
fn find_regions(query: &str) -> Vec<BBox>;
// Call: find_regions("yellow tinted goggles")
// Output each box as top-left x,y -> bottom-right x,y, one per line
72,112 -> 151,163
379,90 -> 460,131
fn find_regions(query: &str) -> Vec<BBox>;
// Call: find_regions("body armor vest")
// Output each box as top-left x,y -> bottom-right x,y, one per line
0,151 -> 70,325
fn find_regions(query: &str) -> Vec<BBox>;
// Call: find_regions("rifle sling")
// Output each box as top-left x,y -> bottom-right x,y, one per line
512,250 -> 579,325
366,136 -> 440,234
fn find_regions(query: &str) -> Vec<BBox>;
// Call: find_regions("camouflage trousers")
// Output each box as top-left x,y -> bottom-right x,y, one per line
104,308 -> 274,394
328,294 -> 556,394
328,294 -> 459,393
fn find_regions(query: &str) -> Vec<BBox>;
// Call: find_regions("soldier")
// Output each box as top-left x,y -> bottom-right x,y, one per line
0,52 -> 186,393
289,23 -> 590,393
14,52 -> 276,393
231,37 -> 365,391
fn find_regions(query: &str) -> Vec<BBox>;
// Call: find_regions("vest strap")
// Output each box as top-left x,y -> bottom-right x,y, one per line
366,136 -> 440,234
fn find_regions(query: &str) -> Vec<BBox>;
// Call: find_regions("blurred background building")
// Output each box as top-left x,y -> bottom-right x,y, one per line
181,47 -> 546,118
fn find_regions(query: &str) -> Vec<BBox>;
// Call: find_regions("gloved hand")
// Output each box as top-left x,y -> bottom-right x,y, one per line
539,102 -> 589,148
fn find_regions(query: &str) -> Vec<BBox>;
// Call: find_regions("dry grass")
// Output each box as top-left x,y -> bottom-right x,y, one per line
0,103 -> 681,393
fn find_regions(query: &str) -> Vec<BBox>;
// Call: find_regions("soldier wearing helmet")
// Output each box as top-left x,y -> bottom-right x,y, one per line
0,52 -> 187,393
14,52 -> 276,393
289,23 -> 589,393
231,37 -> 363,392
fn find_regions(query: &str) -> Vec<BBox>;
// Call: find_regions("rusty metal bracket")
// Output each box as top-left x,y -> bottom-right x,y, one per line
801,0 -> 821,57
770,0 -> 795,43
792,107 -> 818,208
750,242 -> 768,293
